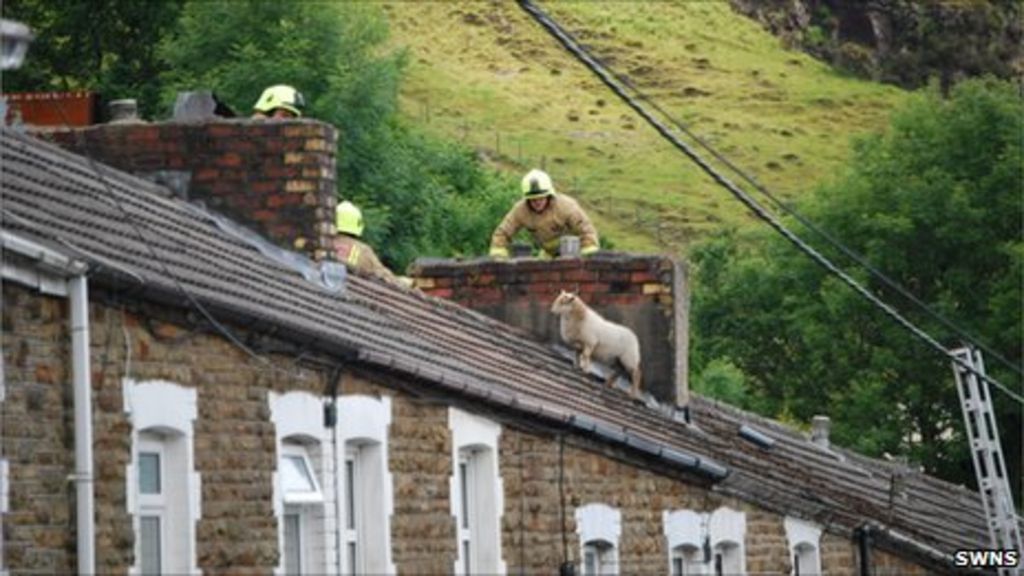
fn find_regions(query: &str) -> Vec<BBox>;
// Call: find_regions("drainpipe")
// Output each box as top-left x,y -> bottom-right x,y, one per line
70,275 -> 95,574
856,524 -> 873,576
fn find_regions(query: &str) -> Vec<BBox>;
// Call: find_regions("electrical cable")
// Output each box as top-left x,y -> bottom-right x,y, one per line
44,100 -> 275,371
517,0 -> 1024,406
611,68 -> 1023,381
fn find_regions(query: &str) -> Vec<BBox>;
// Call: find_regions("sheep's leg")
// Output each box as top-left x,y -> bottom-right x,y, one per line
629,365 -> 642,399
579,343 -> 594,373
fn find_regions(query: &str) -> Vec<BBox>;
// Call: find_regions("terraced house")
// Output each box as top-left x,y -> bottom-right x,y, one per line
1,117 -> 991,575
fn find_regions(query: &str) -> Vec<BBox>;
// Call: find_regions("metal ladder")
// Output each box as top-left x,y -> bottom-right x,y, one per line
951,346 -> 1023,570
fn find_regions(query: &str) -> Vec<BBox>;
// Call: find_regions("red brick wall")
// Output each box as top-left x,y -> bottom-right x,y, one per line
33,119 -> 338,261
409,255 -> 690,407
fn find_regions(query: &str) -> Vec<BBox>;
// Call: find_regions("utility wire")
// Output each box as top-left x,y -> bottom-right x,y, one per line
615,71 -> 1024,381
43,101 -> 273,370
517,0 -> 1024,405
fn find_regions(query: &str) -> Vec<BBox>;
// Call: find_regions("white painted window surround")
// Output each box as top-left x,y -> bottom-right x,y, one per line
663,507 -> 747,576
337,395 -> 395,575
784,517 -> 823,576
269,391 -> 331,576
123,379 -> 201,576
664,509 -> 705,575
576,503 -> 621,575
449,408 -> 505,576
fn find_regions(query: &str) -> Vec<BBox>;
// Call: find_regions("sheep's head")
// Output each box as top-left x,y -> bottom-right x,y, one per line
550,290 -> 581,315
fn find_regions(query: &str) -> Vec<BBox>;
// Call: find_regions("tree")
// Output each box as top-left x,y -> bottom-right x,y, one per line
2,0 -> 184,117
161,1 -> 516,271
692,78 -> 1022,498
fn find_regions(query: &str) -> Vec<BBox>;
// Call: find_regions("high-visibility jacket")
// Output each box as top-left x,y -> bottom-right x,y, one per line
489,194 -> 600,257
333,234 -> 400,285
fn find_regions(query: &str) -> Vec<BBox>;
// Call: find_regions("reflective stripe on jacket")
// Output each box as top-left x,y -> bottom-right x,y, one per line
333,235 -> 400,285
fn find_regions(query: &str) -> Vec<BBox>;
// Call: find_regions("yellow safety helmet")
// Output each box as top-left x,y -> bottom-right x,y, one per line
335,200 -> 364,237
521,168 -> 556,198
253,84 -> 305,117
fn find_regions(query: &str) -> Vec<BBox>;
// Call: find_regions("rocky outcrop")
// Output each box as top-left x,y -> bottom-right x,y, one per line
729,0 -> 1022,91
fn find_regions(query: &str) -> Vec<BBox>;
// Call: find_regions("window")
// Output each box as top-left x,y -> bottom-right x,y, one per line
280,442 -> 324,575
576,503 -> 621,576
338,395 -> 395,575
449,408 -> 504,576
583,540 -> 616,575
664,509 -> 706,575
785,517 -> 822,576
708,507 -> 746,576
1,458 -> 8,573
124,380 -> 200,576
269,391 -> 330,576
671,545 -> 703,575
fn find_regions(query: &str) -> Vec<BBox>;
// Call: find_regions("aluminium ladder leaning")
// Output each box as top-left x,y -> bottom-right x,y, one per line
951,346 -> 1023,573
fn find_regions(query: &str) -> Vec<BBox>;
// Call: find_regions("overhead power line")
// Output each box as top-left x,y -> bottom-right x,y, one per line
516,0 -> 1024,405
612,68 -> 1023,381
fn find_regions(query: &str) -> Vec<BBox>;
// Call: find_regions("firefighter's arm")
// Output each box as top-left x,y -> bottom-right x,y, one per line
573,205 -> 601,255
489,205 -> 522,259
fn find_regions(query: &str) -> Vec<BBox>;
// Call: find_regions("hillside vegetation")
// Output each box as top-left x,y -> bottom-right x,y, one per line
380,1 -> 908,254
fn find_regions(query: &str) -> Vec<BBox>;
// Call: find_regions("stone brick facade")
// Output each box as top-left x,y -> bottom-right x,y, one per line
33,120 -> 338,262
409,255 -> 690,408
3,277 -> 948,575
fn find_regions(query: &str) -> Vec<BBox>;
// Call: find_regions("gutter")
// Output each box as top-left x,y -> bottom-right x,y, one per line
1,231 -> 94,573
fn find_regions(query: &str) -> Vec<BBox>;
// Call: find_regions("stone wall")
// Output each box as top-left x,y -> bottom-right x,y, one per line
2,282 -> 937,575
1,287 -> 75,573
33,120 -> 338,261
409,255 -> 690,407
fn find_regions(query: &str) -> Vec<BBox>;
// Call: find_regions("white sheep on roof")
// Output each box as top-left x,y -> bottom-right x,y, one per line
550,290 -> 642,398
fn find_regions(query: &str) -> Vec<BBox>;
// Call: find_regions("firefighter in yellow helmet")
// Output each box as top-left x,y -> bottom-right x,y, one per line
252,85 -> 305,119
489,169 -> 600,259
333,200 -> 403,286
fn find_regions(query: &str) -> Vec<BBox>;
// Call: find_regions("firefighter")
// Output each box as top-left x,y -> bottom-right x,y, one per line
252,85 -> 305,119
489,168 -> 600,259
333,200 -> 403,286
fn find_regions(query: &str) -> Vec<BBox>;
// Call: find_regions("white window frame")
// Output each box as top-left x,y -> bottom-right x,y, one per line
664,509 -> 707,575
449,408 -> 505,576
338,395 -> 394,575
708,507 -> 746,576
576,503 -> 621,576
269,391 -> 331,576
280,441 -> 324,574
1,458 -> 8,575
785,517 -> 822,576
123,379 -> 200,576
137,434 -> 167,575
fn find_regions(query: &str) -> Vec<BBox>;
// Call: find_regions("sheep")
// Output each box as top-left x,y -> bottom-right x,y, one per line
550,290 -> 642,398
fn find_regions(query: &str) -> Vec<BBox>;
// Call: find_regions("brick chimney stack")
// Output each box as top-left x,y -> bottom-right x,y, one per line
409,255 -> 691,409
34,119 -> 339,261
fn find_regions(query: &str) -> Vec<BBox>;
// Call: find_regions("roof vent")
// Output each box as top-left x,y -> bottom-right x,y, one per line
738,424 -> 775,449
811,415 -> 831,448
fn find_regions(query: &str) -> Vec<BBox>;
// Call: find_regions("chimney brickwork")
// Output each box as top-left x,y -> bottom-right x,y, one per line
34,119 -> 339,261
409,254 -> 690,408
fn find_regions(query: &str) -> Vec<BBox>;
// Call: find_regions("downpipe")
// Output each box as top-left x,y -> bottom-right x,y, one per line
70,275 -> 95,574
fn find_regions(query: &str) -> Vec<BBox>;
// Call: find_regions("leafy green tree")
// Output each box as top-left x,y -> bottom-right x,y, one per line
161,1 -> 516,271
2,0 -> 184,117
692,78 -> 1022,497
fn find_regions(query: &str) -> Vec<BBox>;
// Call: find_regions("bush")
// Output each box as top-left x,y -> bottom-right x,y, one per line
161,1 -> 516,271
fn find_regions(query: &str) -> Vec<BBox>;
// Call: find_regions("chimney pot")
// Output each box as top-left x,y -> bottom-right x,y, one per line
108,99 -> 141,124
559,235 -> 581,258
811,415 -> 831,448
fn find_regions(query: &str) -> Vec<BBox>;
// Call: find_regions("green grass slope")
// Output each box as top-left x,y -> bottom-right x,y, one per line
379,1 -> 908,255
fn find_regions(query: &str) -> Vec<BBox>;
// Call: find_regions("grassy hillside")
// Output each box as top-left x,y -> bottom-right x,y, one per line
378,1 -> 908,255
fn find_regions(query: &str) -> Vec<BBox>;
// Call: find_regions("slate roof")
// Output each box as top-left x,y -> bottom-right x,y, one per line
0,128 -> 991,572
